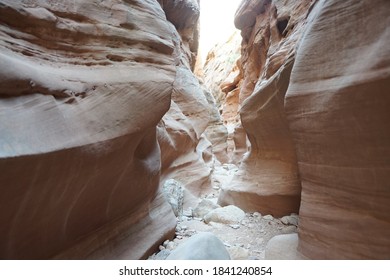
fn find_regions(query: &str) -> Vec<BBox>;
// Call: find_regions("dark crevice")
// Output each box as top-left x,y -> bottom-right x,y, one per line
276,16 -> 290,36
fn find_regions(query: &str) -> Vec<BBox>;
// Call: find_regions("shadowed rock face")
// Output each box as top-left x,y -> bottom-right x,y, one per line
285,0 -> 390,259
158,0 -> 200,70
0,0 -> 177,259
219,56 -> 301,216
157,0 -> 219,203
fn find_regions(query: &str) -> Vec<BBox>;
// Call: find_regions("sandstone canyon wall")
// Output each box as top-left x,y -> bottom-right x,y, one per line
285,0 -> 390,259
218,0 -> 314,217
204,0 -> 389,258
1,0 -> 389,260
156,0 -> 222,201
0,0 -> 210,259
201,31 -> 242,163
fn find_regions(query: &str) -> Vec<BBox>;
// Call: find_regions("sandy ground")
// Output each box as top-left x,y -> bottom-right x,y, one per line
149,164 -> 298,260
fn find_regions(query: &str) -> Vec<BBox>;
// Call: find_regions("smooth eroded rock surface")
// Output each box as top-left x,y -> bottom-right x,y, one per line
157,2 -> 217,204
162,179 -> 185,217
285,0 -> 390,259
0,0 -> 177,259
265,233 -> 304,260
218,0 -> 313,216
193,199 -> 220,219
204,205 -> 245,224
167,232 -> 230,260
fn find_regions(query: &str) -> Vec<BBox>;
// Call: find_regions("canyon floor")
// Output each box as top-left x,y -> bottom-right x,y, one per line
149,164 -> 298,260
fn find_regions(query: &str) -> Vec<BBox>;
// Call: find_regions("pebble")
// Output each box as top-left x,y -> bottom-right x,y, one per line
253,212 -> 261,218
184,231 -> 194,237
228,246 -> 250,260
163,240 -> 170,247
166,242 -> 176,251
263,215 -> 274,221
182,209 -> 193,217
280,215 -> 299,226
229,224 -> 240,229
181,225 -> 188,230
159,245 -> 165,251
281,225 -> 298,234
223,242 -> 232,247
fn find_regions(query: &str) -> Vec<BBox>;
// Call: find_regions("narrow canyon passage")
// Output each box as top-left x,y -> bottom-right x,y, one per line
151,1 -> 309,259
150,0 -> 302,260
0,0 -> 389,260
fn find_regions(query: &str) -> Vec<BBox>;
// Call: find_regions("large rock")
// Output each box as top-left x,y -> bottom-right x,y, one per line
204,205 -> 245,224
265,233 -> 304,260
166,232 -> 230,260
280,214 -> 299,227
162,179 -> 184,217
227,246 -> 250,260
193,199 -> 220,219
218,0 -> 313,216
285,0 -> 390,259
0,0 -> 178,259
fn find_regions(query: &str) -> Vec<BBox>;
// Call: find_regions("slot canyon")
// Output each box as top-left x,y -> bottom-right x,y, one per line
0,0 -> 389,260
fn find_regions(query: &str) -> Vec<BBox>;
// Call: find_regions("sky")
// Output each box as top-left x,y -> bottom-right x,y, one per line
199,0 -> 242,63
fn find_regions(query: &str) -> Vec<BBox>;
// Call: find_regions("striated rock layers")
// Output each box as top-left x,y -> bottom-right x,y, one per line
285,0 -> 390,259
156,0 -> 218,201
218,0 -> 313,216
158,0 -> 200,70
0,0 -> 180,259
201,31 -> 242,163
